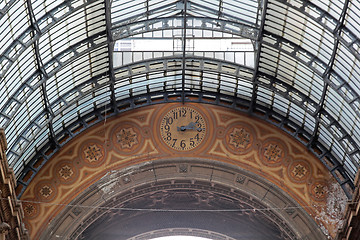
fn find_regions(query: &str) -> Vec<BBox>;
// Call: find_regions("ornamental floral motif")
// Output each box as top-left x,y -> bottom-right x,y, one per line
84,144 -> 103,163
58,165 -> 73,180
313,183 -> 326,199
229,127 -> 251,149
263,143 -> 283,163
292,163 -> 308,179
24,204 -> 35,215
40,185 -> 53,198
116,128 -> 138,149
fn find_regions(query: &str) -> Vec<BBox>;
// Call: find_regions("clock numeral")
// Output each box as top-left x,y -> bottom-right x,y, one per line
180,140 -> 186,149
181,109 -> 187,117
190,138 -> 195,147
195,115 -> 200,123
194,133 -> 200,141
197,123 -> 202,132
172,139 -> 177,147
166,117 -> 173,125
166,132 -> 172,141
164,124 -> 170,131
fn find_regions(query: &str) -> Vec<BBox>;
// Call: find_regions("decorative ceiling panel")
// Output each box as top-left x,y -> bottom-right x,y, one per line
0,0 -> 358,199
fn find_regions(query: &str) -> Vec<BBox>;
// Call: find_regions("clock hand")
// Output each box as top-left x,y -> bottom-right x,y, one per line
177,122 -> 195,131
177,122 -> 203,131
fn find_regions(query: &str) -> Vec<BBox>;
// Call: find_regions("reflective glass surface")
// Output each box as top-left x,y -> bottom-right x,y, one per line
0,0 -> 359,198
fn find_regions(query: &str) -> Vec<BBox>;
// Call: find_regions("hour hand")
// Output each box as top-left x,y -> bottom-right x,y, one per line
177,122 -> 201,131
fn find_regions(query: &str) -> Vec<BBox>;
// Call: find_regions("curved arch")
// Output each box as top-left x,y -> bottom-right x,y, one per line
15,56 -> 353,198
128,228 -> 236,240
0,0 -> 357,220
128,228 -> 235,240
112,17 -> 259,40
39,160 -> 325,240
19,103 -> 345,239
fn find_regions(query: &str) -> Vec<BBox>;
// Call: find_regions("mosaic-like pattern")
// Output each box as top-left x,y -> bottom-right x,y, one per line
292,164 -> 307,178
40,185 -> 53,198
24,204 -> 35,216
84,144 -> 103,163
264,144 -> 283,163
311,183 -> 327,201
116,127 -> 138,149
58,165 -> 74,180
229,127 -> 251,149
261,140 -> 285,167
225,124 -> 254,154
288,161 -> 311,183
20,104 -> 340,239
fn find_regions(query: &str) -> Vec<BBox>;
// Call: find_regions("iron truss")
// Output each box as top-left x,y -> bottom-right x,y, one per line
0,0 -> 358,199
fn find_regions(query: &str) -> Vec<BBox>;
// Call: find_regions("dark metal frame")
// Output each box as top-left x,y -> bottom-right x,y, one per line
0,0 -> 358,199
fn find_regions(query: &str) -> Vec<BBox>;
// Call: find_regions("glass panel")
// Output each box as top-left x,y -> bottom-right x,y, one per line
1,0 -> 359,189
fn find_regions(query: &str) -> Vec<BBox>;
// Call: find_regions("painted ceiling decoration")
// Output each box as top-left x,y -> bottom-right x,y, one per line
20,103 -> 345,239
1,0 -> 359,200
0,0 -> 360,238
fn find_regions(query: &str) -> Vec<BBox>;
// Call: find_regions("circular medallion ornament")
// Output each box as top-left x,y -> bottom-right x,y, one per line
225,124 -> 254,154
160,106 -> 207,151
288,160 -> 311,183
112,122 -> 142,154
310,182 -> 328,201
36,182 -> 57,202
260,139 -> 287,167
80,141 -> 106,166
55,161 -> 78,184
23,202 -> 38,218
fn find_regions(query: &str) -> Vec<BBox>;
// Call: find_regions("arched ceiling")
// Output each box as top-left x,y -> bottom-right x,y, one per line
1,0 -> 360,198
37,159 -> 326,240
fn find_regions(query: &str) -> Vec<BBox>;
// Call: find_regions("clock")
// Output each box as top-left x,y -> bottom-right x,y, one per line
160,106 -> 207,151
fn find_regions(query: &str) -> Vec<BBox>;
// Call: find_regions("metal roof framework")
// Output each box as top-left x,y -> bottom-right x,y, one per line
0,0 -> 359,198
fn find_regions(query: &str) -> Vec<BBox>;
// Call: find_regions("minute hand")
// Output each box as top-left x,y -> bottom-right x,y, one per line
177,122 -> 202,131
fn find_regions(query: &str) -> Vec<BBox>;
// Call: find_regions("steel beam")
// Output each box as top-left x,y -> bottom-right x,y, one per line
112,17 -> 259,41
181,0 -> 188,104
105,0 -> 118,114
249,0 -> 268,113
26,0 -> 59,152
0,0 -> 97,79
261,30 -> 360,119
276,0 -> 360,61
307,0 -> 350,149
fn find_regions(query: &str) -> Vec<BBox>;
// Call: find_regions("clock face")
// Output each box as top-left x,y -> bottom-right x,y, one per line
160,106 -> 207,151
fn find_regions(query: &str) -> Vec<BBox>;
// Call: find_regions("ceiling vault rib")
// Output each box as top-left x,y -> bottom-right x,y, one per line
112,1 -> 176,27
112,16 -> 259,42
304,0 -> 356,196
217,0 -> 223,19
0,0 -> 16,19
278,0 -> 360,62
261,29 -> 360,122
307,0 -> 350,150
181,0 -> 188,104
105,0 -> 118,115
26,0 -> 59,150
189,1 -> 255,26
2,0 -> 357,203
249,0 -> 268,113
146,0 -> 149,20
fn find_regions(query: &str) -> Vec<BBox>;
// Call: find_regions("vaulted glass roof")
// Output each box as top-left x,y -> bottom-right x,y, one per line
0,0 -> 359,198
